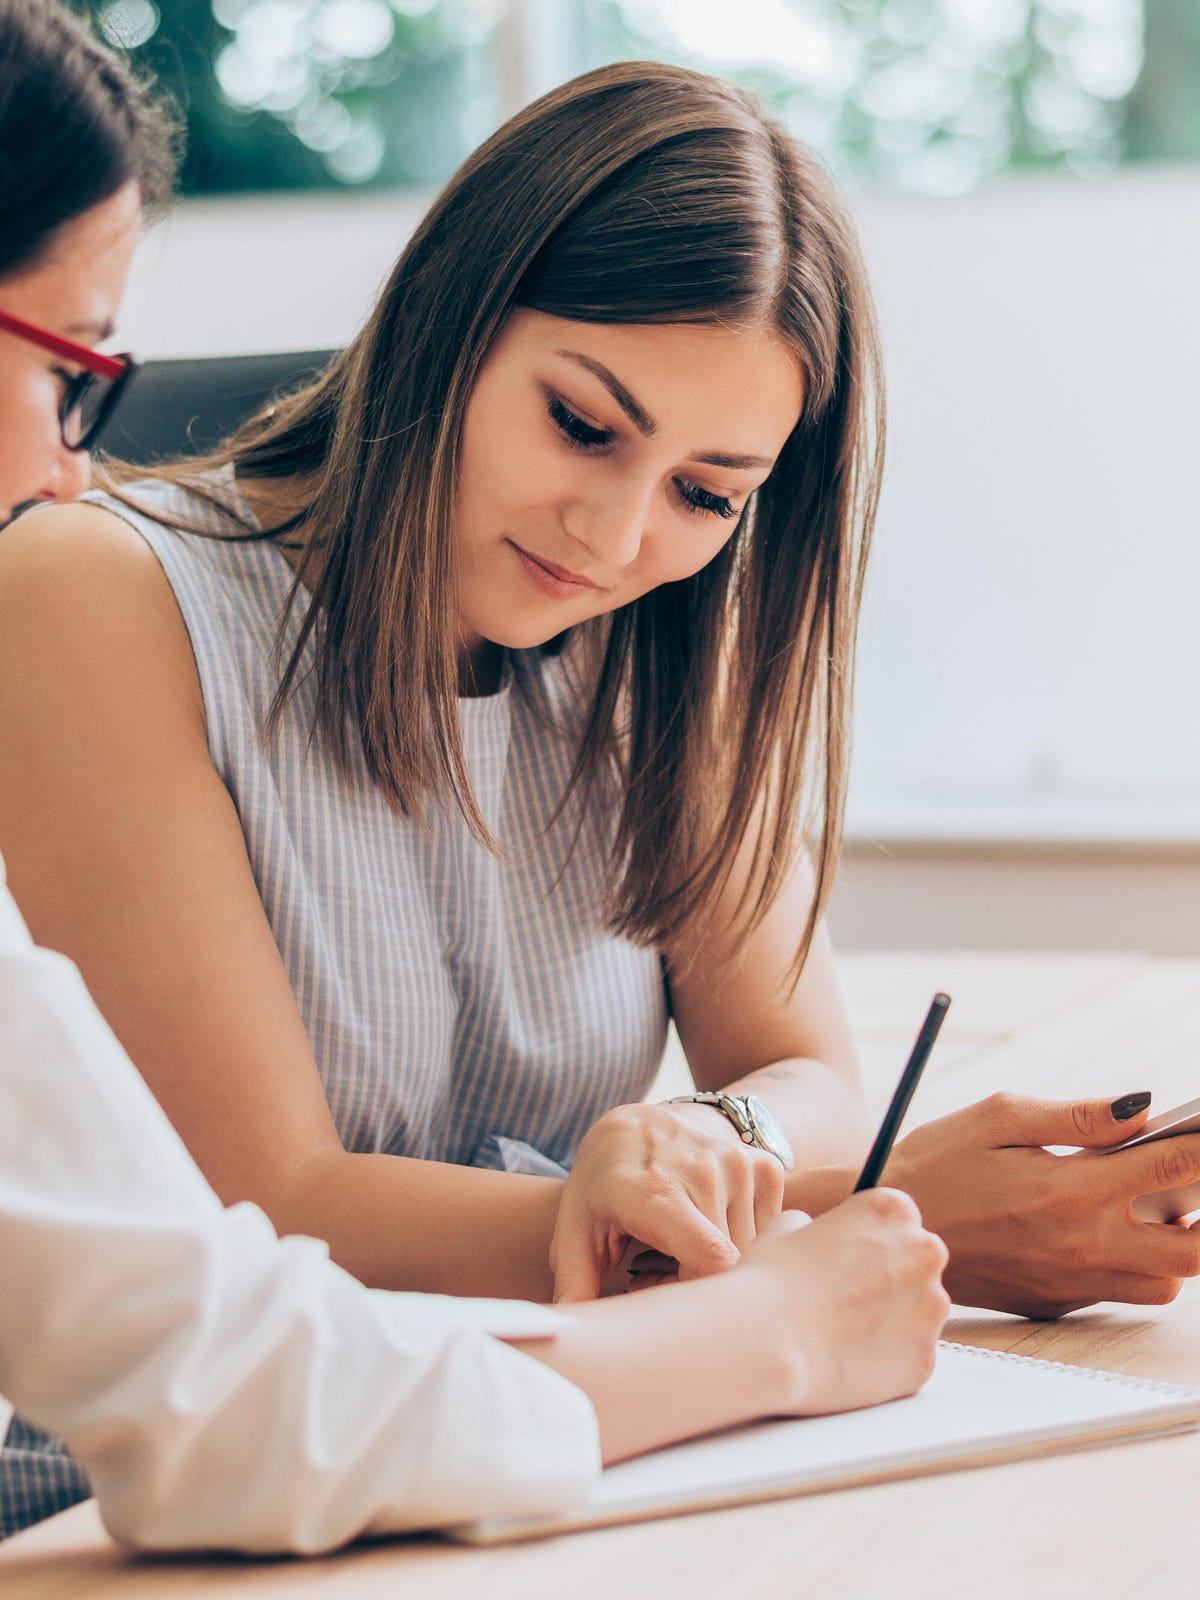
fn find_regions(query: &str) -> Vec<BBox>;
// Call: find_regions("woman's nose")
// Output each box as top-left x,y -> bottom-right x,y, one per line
568,481 -> 653,571
40,446 -> 93,504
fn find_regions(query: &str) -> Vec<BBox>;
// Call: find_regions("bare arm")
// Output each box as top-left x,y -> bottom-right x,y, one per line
0,505 -> 562,1299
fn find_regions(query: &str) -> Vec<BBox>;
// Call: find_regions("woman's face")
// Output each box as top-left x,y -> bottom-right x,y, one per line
0,183 -> 141,525
455,309 -> 806,674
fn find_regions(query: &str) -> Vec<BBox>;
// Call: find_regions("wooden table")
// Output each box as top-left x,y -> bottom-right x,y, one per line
4,949 -> 1200,1600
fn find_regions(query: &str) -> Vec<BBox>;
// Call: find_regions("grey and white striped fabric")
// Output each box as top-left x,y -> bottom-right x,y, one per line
102,468 -> 670,1162
0,468 -> 668,1537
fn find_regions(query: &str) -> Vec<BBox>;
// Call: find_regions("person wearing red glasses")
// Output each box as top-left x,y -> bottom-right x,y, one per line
0,4 -> 153,528
0,246 -> 137,527
0,305 -> 136,510
0,0 -> 950,1552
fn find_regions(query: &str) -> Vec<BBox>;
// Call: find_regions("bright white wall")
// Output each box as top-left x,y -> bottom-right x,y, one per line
119,164 -> 1200,849
121,189 -> 424,359
851,163 -> 1200,846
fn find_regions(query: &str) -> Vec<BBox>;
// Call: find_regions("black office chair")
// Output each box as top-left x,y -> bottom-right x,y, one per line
102,349 -> 337,466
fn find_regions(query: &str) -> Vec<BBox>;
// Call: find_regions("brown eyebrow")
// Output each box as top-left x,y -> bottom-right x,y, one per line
67,319 -> 115,340
691,449 -> 774,470
556,349 -> 656,436
555,348 -> 774,472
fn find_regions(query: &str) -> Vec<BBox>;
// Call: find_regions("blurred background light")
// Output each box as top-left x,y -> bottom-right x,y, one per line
98,0 -> 160,48
74,0 -> 1197,195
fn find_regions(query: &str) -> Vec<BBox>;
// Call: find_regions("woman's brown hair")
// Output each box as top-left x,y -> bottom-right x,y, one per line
106,60 -> 884,985
0,0 -> 178,280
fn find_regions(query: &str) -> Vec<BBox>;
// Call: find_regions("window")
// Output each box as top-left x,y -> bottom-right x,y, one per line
582,0 -> 1200,194
88,1 -> 1200,197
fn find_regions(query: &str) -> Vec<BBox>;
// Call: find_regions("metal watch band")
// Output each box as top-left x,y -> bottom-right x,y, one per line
668,1092 -> 767,1153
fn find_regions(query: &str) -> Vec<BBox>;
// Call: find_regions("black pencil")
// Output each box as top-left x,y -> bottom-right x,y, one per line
853,992 -> 952,1191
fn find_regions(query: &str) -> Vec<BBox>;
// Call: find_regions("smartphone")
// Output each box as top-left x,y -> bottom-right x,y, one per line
1104,1096 -> 1200,1222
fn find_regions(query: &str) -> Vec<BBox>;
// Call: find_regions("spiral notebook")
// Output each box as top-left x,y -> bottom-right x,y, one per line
450,1342 -> 1200,1545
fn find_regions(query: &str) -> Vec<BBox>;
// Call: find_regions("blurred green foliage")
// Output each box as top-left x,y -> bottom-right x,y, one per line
74,0 -> 493,193
73,0 -> 1200,196
585,0 -> 1200,193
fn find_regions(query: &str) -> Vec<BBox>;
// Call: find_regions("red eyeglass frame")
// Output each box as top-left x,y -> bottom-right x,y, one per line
0,306 -> 127,378
0,305 -> 138,450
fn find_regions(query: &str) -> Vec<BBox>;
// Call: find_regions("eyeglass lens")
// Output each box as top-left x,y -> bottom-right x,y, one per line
62,372 -> 119,450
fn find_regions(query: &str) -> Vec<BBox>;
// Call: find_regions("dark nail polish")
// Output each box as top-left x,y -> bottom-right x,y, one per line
1111,1091 -> 1152,1122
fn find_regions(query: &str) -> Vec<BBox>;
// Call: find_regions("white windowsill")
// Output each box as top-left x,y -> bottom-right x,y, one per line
844,794 -> 1200,855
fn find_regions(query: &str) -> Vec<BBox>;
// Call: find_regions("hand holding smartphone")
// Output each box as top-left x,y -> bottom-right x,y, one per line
1102,1095 -> 1200,1222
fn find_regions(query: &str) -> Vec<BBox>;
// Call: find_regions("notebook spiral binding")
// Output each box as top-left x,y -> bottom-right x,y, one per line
941,1340 -> 1200,1398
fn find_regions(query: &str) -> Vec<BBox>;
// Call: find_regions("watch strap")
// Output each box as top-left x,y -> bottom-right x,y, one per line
668,1092 -> 763,1151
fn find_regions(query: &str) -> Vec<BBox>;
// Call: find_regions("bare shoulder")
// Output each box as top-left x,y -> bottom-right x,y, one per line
0,498 -> 177,614
0,500 -> 203,723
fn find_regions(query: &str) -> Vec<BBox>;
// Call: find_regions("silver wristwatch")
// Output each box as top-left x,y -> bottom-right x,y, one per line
668,1092 -> 794,1170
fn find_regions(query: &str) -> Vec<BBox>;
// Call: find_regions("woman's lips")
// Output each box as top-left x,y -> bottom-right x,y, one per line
507,539 -> 601,598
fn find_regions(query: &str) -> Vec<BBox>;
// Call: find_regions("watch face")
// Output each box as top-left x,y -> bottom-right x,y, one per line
745,1094 -> 794,1169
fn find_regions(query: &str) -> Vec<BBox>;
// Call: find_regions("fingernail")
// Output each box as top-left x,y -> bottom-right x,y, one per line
1111,1091 -> 1152,1122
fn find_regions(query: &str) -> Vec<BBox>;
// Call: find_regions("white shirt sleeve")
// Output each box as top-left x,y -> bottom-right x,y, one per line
0,863 -> 600,1553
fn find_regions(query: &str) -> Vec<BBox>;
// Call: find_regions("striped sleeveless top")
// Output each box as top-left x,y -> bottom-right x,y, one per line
89,471 -> 669,1173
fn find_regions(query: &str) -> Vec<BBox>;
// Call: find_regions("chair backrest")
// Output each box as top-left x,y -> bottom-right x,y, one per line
102,350 -> 337,466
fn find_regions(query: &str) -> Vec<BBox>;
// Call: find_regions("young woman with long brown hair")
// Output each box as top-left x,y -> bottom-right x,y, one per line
0,3 -> 954,1548
2,35 -> 1195,1535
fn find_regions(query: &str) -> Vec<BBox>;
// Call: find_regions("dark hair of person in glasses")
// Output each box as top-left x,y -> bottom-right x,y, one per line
0,0 -> 177,282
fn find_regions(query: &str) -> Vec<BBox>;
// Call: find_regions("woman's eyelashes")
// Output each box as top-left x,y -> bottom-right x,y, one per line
51,365 -> 84,399
547,395 -> 739,520
677,480 -> 736,519
548,395 -> 612,450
